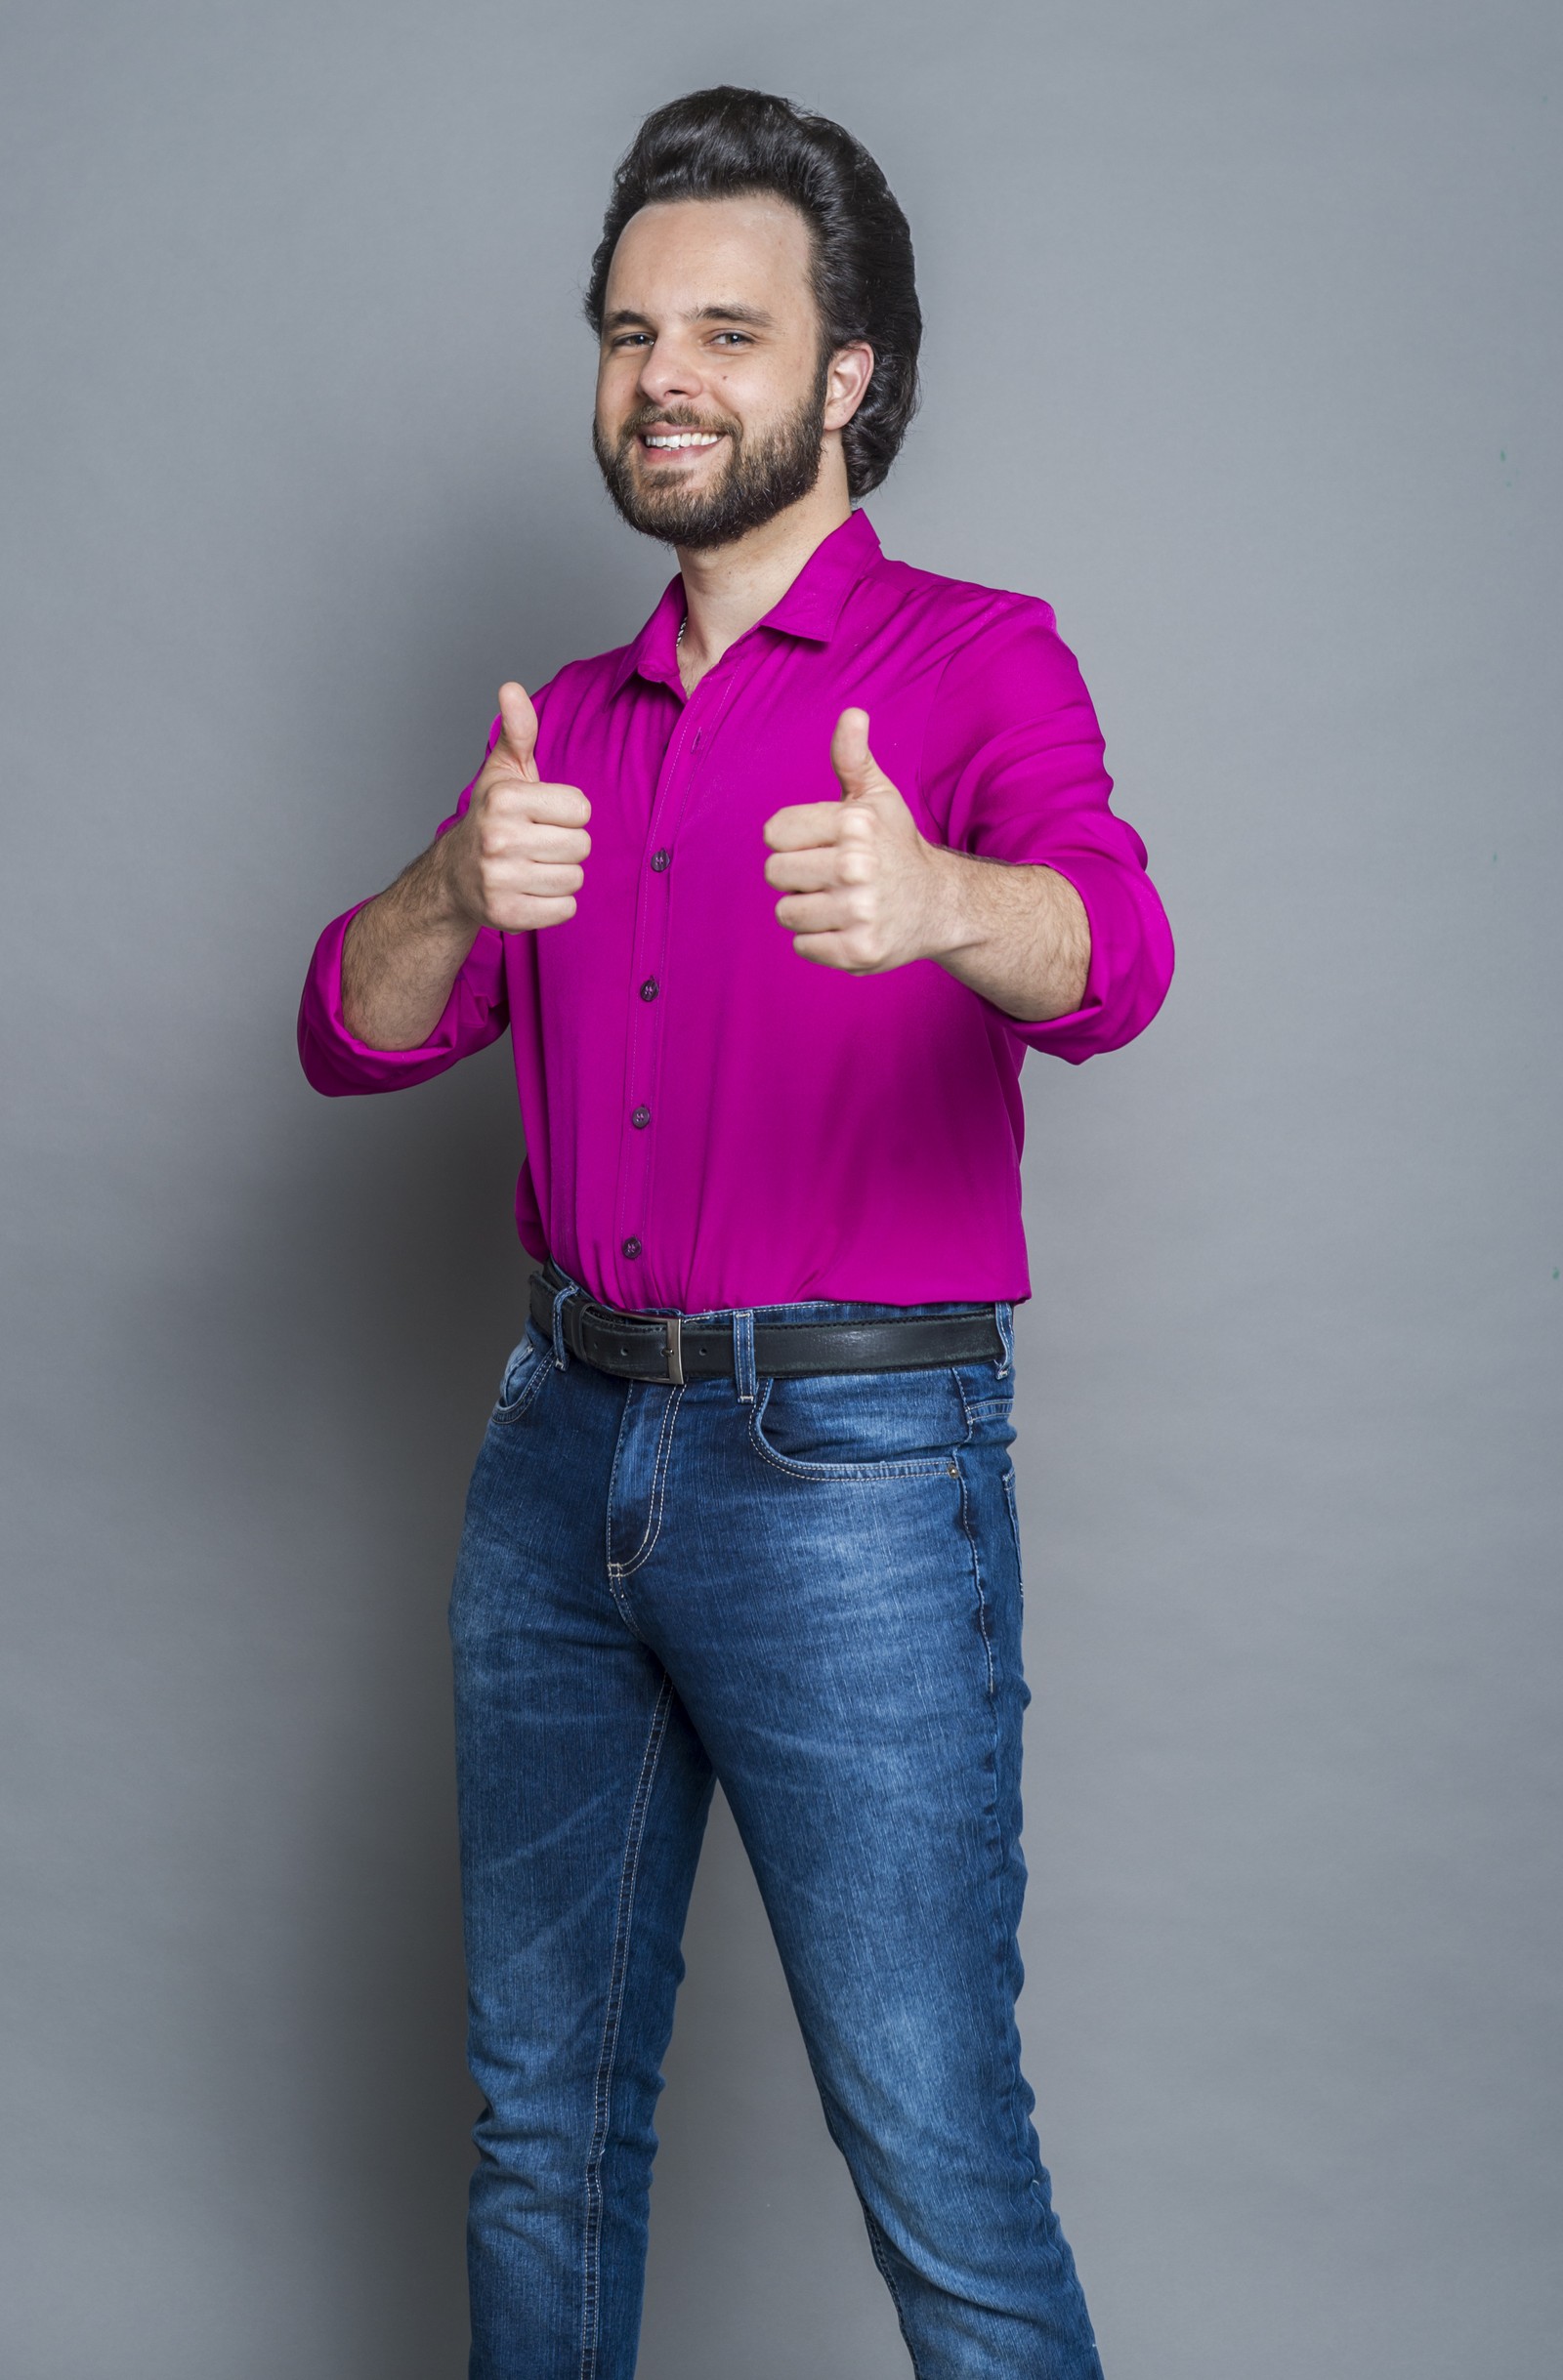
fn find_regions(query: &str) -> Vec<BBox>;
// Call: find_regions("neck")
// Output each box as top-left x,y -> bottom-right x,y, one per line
674,442 -> 852,687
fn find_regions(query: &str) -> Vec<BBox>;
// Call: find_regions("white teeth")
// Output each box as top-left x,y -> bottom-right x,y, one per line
644,433 -> 721,449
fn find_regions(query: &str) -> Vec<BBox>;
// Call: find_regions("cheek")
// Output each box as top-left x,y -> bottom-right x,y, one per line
596,360 -> 637,418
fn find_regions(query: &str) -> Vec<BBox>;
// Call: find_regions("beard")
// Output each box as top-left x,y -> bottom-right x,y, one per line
593,366 -> 829,551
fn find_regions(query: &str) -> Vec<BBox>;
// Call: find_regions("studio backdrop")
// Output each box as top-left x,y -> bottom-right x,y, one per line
3,4 -> 1559,2376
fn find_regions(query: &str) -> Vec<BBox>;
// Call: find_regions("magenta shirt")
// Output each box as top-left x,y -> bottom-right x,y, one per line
299,510 -> 1172,1311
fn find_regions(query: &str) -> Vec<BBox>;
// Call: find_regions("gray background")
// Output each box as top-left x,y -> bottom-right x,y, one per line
3,2 -> 1558,2373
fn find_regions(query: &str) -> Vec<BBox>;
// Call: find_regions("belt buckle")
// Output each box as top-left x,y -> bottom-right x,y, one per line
661,1314 -> 684,1386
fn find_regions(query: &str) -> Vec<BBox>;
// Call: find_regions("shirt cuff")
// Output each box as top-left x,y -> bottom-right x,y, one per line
979,853 -> 1174,1063
296,900 -> 505,1095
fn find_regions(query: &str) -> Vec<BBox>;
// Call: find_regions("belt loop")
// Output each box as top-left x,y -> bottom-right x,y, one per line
732,1309 -> 757,1403
550,1278 -> 579,1371
993,1300 -> 1014,1379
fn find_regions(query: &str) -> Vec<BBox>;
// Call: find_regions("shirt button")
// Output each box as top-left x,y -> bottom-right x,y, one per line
650,848 -> 671,871
622,1235 -> 642,1259
631,1106 -> 651,1129
640,977 -> 658,1001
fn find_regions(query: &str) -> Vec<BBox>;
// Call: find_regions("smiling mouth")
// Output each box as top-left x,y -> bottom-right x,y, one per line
638,429 -> 725,454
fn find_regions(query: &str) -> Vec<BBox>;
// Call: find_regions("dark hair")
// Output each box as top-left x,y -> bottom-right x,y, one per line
585,87 -> 921,500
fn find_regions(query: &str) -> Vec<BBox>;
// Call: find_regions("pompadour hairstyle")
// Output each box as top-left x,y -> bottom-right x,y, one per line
585,86 -> 921,500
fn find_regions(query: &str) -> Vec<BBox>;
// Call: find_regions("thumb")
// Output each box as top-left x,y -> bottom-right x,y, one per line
830,707 -> 881,801
496,682 -> 540,781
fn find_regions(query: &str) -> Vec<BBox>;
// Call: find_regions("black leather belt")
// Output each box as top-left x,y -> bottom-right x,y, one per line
528,1261 -> 1003,1384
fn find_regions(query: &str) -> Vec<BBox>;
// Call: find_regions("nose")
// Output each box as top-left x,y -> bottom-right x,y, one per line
636,335 -> 703,411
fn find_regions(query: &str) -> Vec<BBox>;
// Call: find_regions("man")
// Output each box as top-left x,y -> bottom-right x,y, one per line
300,85 -> 1171,2380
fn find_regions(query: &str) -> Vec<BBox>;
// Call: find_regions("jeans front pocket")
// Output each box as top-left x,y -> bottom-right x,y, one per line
490,1320 -> 553,1426
746,1365 -> 966,1482
1000,1458 -> 1024,1598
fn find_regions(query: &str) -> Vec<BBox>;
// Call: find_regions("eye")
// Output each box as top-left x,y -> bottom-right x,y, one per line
611,332 -> 652,350
710,331 -> 752,347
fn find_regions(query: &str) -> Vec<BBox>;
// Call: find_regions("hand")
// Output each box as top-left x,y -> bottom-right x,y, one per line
444,683 -> 591,933
762,709 -> 950,973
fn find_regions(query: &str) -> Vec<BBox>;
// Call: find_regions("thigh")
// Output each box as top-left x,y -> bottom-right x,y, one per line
451,1328 -> 713,2084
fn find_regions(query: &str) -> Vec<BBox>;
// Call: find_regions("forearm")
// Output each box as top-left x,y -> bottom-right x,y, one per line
341,836 -> 481,1050
926,847 -> 1090,1023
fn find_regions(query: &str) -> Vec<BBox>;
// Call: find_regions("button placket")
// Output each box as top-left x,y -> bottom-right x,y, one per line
616,688 -> 711,1274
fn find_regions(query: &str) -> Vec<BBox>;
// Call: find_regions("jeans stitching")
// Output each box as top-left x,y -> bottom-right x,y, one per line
951,1357 -> 1015,1436
578,1673 -> 673,2380
603,1385 -> 632,1588
614,1386 -> 682,1574
863,2210 -> 928,2380
746,1377 -> 959,1482
608,1384 -> 687,1578
956,1450 -> 1052,2214
733,1309 -> 757,1404
1001,1462 -> 1024,1604
490,1343 -> 553,1426
954,1446 -> 997,1705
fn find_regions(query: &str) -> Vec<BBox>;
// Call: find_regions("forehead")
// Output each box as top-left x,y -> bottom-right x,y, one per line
604,194 -> 817,319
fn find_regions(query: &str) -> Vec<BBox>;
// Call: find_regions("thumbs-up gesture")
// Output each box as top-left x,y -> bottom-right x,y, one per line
762,709 -> 947,974
444,683 -> 591,933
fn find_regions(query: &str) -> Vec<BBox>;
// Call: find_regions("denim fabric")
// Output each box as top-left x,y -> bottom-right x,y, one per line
449,1274 -> 1103,2380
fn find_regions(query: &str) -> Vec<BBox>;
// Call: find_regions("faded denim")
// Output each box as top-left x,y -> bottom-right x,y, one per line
449,1274 -> 1103,2379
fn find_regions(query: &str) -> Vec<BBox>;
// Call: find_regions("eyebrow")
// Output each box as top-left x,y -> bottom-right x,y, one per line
603,302 -> 777,333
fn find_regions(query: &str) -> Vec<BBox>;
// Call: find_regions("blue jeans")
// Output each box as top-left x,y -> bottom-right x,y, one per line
448,1274 -> 1103,2380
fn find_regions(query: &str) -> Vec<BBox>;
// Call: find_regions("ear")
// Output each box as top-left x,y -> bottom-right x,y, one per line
823,342 -> 875,432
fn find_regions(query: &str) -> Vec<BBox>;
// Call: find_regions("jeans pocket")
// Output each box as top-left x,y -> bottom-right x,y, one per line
1001,1459 -> 1024,1599
746,1367 -> 964,1482
951,1356 -> 1017,1432
491,1321 -> 552,1425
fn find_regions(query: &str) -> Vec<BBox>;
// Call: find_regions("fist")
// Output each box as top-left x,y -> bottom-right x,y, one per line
446,683 -> 591,933
762,708 -> 945,973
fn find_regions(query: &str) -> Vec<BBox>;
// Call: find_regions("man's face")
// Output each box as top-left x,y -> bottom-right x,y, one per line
593,194 -> 850,550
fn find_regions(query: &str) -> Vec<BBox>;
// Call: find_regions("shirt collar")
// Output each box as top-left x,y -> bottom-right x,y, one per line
609,508 -> 883,696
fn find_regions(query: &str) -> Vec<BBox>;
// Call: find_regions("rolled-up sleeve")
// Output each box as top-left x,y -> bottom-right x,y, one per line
924,603 -> 1174,1062
296,721 -> 511,1096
